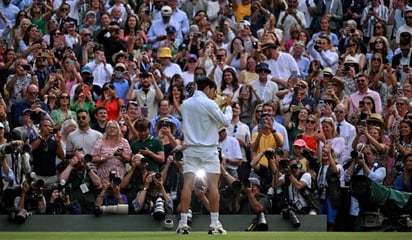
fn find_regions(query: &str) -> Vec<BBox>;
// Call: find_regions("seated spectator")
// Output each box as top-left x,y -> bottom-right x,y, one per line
50,92 -> 77,128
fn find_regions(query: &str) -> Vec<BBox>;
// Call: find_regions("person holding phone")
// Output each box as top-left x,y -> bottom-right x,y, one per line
50,91 -> 77,128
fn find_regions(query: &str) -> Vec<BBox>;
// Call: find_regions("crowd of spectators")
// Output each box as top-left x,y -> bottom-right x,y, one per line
0,0 -> 411,232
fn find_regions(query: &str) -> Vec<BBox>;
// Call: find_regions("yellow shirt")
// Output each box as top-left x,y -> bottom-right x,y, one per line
252,132 -> 283,167
235,4 -> 251,23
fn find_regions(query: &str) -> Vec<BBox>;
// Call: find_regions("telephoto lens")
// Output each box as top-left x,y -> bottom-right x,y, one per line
153,196 -> 166,220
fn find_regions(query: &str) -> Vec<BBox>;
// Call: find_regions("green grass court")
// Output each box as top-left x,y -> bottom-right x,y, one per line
2,232 -> 411,240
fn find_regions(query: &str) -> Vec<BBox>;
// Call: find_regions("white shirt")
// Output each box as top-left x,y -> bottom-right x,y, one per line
307,39 -> 339,74
85,61 -> 114,88
207,64 -> 236,90
181,90 -> 233,156
182,71 -> 194,87
264,52 -> 300,81
335,120 -> 357,164
228,121 -> 251,163
162,62 -> 183,91
250,78 -> 279,103
219,135 -> 243,170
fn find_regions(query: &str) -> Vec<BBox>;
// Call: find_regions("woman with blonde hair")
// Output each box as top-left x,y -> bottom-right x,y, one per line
250,103 -> 264,131
316,118 -> 346,164
341,37 -> 366,71
297,114 -> 318,153
92,120 -> 132,181
284,23 -> 302,53
239,55 -> 259,85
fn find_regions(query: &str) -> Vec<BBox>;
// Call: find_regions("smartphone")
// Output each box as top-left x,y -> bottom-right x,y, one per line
216,55 -> 222,62
68,22 -> 75,28
56,69 -> 62,74
259,117 -> 265,128
121,104 -> 127,114
291,70 -> 298,78
69,60 -> 75,67
83,85 -> 90,96
318,99 -> 325,111
358,100 -> 365,108
360,119 -> 367,127
22,65 -> 31,71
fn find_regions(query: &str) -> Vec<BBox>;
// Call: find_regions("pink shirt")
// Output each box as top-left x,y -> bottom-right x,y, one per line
348,89 -> 382,117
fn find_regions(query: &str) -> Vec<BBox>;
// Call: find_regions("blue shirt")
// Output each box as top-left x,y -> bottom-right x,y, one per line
394,175 -> 412,193
113,79 -> 130,101
295,55 -> 310,79
150,114 -> 182,138
11,100 -> 50,128
147,18 -> 182,49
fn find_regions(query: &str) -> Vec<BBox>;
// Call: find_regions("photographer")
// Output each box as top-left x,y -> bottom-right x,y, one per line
344,144 -> 386,230
240,177 -> 271,214
307,34 -> 339,75
95,178 -> 128,208
160,150 -> 184,212
132,171 -> 173,216
250,148 -> 281,195
2,137 -> 31,211
45,187 -> 80,215
58,150 -> 102,214
273,158 -> 317,215
13,178 -> 46,219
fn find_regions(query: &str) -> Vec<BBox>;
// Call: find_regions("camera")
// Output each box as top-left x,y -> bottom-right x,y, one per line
0,144 -> 14,154
152,172 -> 161,182
282,206 -> 301,228
242,179 -> 251,188
195,179 -> 203,189
278,159 -> 290,173
94,204 -> 129,216
263,150 -> 275,160
350,28 -> 356,34
8,208 -> 30,224
172,145 -> 183,161
246,212 -> 269,231
22,65 -> 31,71
351,150 -> 364,159
216,55 -> 222,62
81,154 -> 92,163
58,180 -> 73,196
314,43 -> 322,52
153,195 -> 166,220
358,100 -> 365,108
114,148 -> 123,157
109,170 -> 122,186
344,64 -> 350,72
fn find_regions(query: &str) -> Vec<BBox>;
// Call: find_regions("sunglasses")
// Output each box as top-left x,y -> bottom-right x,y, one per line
297,84 -> 306,89
405,16 -> 412,20
256,110 -> 263,114
375,40 -> 383,44
61,8 -> 69,12
306,120 -> 316,124
396,102 -> 406,106
27,91 -> 39,96
110,29 -> 120,33
60,95 -> 70,99
334,109 -> 344,114
375,26 -> 383,29
372,58 -> 381,62
258,70 -> 269,73
119,122 -> 127,126
78,116 -> 87,120
357,79 -> 366,83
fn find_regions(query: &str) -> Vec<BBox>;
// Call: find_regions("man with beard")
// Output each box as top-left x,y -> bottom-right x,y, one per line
126,72 -> 163,120
347,74 -> 382,116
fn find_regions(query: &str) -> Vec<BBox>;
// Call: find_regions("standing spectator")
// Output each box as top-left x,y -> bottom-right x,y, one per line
360,0 -> 388,43
147,6 -> 182,49
0,0 -> 19,33
66,109 -> 103,158
91,106 -> 108,134
91,120 -> 132,181
277,0 -> 306,40
154,0 -> 189,37
227,102 -> 251,182
149,99 -> 182,138
130,118 -> 165,173
96,21 -> 127,66
50,92 -> 77,127
207,48 -> 235,89
84,45 -> 114,88
126,72 -> 164,120
111,63 -> 131,101
334,103 -> 356,162
250,63 -> 279,103
218,127 -> 242,180
30,119 -> 64,188
96,82 -> 123,121
6,59 -> 39,113
262,40 -> 299,89
11,84 -> 49,128
347,74 -> 382,117
307,34 -> 339,74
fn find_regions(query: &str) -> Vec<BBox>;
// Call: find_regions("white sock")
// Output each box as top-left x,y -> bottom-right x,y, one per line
180,213 -> 188,225
211,212 -> 219,225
